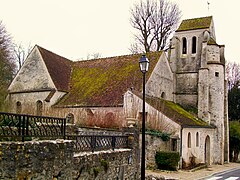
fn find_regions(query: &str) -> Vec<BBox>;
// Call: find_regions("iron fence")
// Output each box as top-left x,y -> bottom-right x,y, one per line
0,112 -> 132,152
0,112 -> 66,142
67,135 -> 130,152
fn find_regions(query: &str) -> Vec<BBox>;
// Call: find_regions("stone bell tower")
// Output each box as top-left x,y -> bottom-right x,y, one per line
168,16 -> 229,164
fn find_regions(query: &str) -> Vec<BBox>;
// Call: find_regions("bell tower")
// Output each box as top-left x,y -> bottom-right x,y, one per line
169,16 -> 229,164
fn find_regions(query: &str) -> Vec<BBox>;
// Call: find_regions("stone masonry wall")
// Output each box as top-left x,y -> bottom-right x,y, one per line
73,149 -> 137,179
0,140 -> 74,180
0,138 -> 139,180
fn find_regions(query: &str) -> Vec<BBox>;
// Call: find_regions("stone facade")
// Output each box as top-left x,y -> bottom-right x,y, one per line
0,139 -> 139,179
4,16 -> 229,168
169,16 -> 228,165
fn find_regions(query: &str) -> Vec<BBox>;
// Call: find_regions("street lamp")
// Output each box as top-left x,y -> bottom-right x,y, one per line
139,55 -> 149,180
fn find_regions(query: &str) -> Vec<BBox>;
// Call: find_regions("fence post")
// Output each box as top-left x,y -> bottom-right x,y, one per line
91,136 -> 96,152
21,115 -> 25,142
26,115 -> 29,138
63,118 -> 66,140
112,136 -> 116,151
17,114 -> 21,138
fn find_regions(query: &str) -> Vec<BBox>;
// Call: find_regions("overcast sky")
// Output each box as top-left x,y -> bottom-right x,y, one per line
0,0 -> 239,63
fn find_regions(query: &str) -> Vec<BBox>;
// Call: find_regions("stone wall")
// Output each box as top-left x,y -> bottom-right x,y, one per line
145,134 -> 171,168
73,149 -> 137,179
0,136 -> 139,179
0,140 -> 74,179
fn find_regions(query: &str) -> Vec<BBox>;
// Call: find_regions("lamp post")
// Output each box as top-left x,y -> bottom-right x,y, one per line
139,55 -> 149,180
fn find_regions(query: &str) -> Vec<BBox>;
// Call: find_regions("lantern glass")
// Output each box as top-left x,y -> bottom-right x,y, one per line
139,55 -> 149,73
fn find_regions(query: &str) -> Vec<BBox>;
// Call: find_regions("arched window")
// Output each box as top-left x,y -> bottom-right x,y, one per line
187,132 -> 191,148
196,132 -> 199,147
182,37 -> 187,54
161,92 -> 166,99
16,101 -> 22,114
192,36 -> 197,54
66,113 -> 74,124
36,100 -> 43,116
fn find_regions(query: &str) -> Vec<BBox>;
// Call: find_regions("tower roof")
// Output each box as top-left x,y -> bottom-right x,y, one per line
176,16 -> 212,32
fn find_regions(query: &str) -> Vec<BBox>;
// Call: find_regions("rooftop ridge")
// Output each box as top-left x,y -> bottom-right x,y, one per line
36,45 -> 72,62
180,16 -> 212,22
36,45 -> 72,91
176,16 -> 213,32
75,51 -> 162,63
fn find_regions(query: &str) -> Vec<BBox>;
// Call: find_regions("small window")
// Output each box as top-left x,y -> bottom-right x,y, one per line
161,92 -> 166,99
16,101 -> 22,114
196,132 -> 199,147
192,36 -> 197,54
215,72 -> 219,77
171,139 -> 177,151
182,37 -> 187,54
187,132 -> 191,148
36,100 -> 43,116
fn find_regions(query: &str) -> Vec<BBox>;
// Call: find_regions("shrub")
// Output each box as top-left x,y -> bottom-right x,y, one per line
146,129 -> 170,141
100,159 -> 109,172
155,151 -> 180,170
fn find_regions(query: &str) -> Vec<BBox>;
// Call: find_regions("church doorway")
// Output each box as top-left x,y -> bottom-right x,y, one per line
204,135 -> 210,165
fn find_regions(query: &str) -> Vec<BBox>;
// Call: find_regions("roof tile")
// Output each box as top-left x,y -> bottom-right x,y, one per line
56,51 -> 162,107
176,16 -> 212,32
134,91 -> 212,128
37,46 -> 72,91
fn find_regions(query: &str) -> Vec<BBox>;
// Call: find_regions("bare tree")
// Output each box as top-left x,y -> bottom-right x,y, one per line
87,52 -> 102,60
0,21 -> 15,110
76,52 -> 102,61
130,0 -> 181,53
226,61 -> 240,89
14,43 -> 32,70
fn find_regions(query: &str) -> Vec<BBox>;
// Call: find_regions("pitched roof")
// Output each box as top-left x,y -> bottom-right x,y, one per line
176,16 -> 212,32
56,51 -> 162,107
207,37 -> 218,45
134,91 -> 212,128
37,45 -> 72,91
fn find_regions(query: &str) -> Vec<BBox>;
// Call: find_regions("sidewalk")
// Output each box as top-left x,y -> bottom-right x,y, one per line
146,163 -> 240,180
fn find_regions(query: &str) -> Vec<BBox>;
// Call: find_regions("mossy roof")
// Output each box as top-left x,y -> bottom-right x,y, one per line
176,16 -> 212,32
55,51 -> 162,107
207,37 -> 218,45
134,91 -> 212,128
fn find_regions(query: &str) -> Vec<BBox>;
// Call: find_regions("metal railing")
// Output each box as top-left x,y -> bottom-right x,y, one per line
67,135 -> 130,152
0,112 -> 66,142
0,112 -> 132,153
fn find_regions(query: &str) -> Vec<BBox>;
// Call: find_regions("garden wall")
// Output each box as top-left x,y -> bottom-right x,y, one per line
0,138 -> 139,179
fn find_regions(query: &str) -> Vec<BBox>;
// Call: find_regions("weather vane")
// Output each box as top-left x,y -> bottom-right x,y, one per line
207,1 -> 210,14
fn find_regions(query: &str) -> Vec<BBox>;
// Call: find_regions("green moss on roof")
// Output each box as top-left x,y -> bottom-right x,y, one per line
57,51 -> 162,107
140,94 -> 211,127
176,16 -> 212,32
207,37 -> 218,45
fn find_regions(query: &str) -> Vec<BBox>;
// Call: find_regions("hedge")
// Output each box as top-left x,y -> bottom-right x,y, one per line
155,151 -> 180,170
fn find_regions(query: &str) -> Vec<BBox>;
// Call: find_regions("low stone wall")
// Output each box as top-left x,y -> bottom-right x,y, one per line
0,139 -> 139,179
0,140 -> 74,179
73,149 -> 137,179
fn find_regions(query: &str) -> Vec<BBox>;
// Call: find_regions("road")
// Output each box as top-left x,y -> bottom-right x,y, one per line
205,168 -> 240,180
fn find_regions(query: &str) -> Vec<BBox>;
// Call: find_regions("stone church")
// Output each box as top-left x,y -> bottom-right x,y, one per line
5,16 -> 229,167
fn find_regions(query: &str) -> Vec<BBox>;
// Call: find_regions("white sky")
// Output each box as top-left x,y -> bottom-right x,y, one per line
0,0 -> 239,62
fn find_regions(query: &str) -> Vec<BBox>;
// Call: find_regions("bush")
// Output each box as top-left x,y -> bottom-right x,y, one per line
155,151 -> 180,170
146,129 -> 170,141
